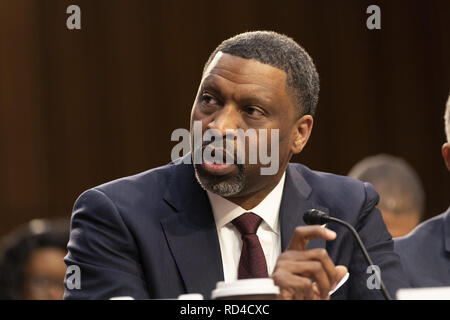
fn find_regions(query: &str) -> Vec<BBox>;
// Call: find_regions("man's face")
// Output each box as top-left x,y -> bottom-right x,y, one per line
380,210 -> 420,238
442,142 -> 450,171
190,52 -> 313,199
23,247 -> 66,300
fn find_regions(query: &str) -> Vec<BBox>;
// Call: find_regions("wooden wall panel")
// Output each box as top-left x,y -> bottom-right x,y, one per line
0,0 -> 449,237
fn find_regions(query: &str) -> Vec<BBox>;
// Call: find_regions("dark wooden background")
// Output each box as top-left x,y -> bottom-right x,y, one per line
0,0 -> 449,238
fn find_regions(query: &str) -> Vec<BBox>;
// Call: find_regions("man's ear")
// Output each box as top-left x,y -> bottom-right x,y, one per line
291,115 -> 313,154
442,143 -> 450,171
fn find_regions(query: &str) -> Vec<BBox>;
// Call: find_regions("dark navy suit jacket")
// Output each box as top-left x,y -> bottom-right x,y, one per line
64,159 -> 408,299
394,208 -> 450,287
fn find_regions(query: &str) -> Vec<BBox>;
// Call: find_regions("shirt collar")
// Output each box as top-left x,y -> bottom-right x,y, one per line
207,172 -> 286,234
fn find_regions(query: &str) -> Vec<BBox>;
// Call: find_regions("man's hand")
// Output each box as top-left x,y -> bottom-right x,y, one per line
272,226 -> 348,300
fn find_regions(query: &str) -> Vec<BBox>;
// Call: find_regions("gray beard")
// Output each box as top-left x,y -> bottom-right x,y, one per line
194,164 -> 246,197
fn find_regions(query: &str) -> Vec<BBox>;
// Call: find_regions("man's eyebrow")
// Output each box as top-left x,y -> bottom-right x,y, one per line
200,78 -> 221,91
200,77 -> 275,106
233,94 -> 268,106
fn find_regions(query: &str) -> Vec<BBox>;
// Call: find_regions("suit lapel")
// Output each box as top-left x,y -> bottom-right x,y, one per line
160,162 -> 223,298
280,164 -> 328,251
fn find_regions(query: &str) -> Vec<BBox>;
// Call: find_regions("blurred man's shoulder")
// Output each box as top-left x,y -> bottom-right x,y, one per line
396,207 -> 450,246
394,207 -> 450,287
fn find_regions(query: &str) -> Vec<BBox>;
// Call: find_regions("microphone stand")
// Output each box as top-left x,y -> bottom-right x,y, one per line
326,215 -> 392,300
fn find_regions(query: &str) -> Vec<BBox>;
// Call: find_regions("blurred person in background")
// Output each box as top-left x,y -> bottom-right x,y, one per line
394,95 -> 450,287
348,154 -> 425,238
0,218 -> 69,299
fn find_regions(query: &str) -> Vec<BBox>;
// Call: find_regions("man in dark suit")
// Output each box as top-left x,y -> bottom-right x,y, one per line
394,95 -> 450,287
64,31 -> 408,300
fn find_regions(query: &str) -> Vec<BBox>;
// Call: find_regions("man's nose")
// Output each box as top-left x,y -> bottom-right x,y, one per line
207,104 -> 241,135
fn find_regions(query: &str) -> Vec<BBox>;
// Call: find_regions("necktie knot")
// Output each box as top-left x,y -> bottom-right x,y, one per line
232,212 -> 262,235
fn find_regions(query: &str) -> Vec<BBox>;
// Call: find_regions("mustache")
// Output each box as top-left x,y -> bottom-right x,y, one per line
193,134 -> 244,164
201,133 -> 236,148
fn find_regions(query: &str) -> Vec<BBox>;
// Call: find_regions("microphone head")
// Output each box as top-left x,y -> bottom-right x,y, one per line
303,209 -> 330,225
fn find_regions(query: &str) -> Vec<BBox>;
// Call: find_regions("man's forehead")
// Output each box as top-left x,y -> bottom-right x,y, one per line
203,51 -> 226,75
202,52 -> 287,90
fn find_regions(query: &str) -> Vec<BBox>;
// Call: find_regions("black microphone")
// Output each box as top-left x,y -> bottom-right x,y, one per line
303,209 -> 392,300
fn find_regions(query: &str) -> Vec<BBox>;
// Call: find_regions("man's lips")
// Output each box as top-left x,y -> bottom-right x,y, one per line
202,145 -> 236,162
201,161 -> 236,176
200,146 -> 238,175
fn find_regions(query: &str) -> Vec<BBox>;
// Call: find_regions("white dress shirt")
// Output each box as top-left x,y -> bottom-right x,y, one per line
206,172 -> 286,282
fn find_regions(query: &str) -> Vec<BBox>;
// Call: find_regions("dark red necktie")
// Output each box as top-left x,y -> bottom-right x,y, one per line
232,212 -> 269,279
